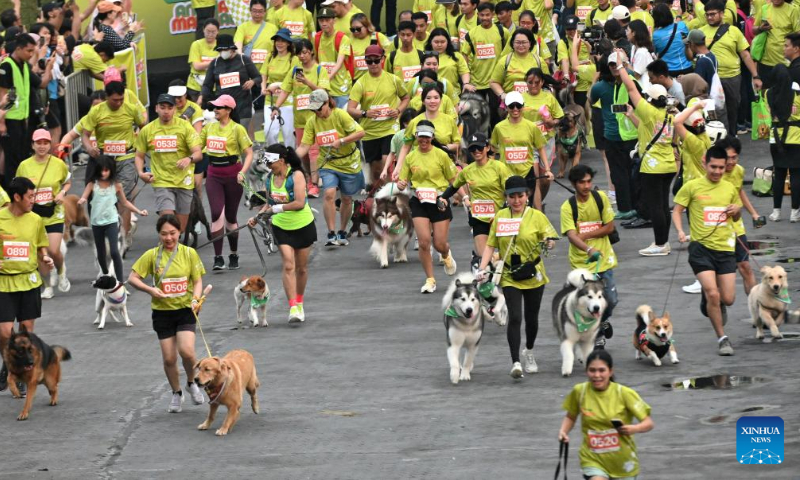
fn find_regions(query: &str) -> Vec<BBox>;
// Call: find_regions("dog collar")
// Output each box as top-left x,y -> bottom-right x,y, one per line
574,310 -> 598,333
251,293 -> 270,308
106,285 -> 127,304
205,376 -> 229,405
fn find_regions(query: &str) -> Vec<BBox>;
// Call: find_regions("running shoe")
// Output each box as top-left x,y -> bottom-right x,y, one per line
510,362 -> 523,378
41,286 -> 54,299
187,382 -> 205,405
791,209 -> 800,223
325,231 -> 337,246
620,216 -> 639,227
228,254 -> 240,270
682,280 -> 702,294
638,243 -> 670,256
168,391 -> 184,413
57,269 -> 71,293
718,337 -> 734,356
212,256 -> 226,270
297,303 -> 304,319
336,230 -> 349,246
625,218 -> 652,229
769,209 -> 782,222
614,210 -> 637,220
308,184 -> 320,198
737,125 -> 748,135
420,277 -> 436,293
288,305 -> 303,323
522,349 -> 538,373
443,250 -> 457,275
599,320 -> 614,339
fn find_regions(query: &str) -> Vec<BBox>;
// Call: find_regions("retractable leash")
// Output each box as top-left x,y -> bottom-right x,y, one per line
192,284 -> 215,358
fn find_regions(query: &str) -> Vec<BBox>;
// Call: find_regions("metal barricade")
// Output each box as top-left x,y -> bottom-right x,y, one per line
63,69 -> 94,150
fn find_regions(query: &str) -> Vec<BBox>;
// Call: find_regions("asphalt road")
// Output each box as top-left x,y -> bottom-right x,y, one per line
1,137 -> 798,480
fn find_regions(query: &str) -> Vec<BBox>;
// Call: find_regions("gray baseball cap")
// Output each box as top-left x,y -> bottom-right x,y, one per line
308,89 -> 330,111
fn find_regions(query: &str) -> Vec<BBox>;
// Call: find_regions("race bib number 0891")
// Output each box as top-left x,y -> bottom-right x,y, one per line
3,241 -> 30,262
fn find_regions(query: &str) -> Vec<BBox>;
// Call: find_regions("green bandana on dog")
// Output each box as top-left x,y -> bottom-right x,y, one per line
778,287 -> 792,304
574,310 -> 598,333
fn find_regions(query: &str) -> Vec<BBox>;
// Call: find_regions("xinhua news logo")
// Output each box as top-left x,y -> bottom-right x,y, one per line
737,416 -> 784,465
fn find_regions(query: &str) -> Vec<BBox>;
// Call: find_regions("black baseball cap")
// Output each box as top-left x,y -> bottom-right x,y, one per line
467,132 -> 488,149
565,15 -> 579,30
505,175 -> 527,195
156,93 -> 176,105
317,7 -> 336,18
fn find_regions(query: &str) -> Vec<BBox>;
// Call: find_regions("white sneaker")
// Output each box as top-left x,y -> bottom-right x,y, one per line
682,279 -> 702,294
57,271 -> 71,293
41,286 -> 54,299
288,305 -> 303,323
510,362 -> 524,379
420,277 -> 436,293
522,349 -> 538,373
639,243 -> 670,256
791,209 -> 800,223
442,250 -> 457,275
414,237 -> 419,251
168,391 -> 184,413
769,209 -> 782,222
187,382 -> 204,405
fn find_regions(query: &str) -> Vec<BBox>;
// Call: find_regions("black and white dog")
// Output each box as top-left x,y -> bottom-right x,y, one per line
443,274 -> 485,385
552,269 -> 607,376
369,182 -> 413,269
244,145 -> 271,209
92,272 -> 132,329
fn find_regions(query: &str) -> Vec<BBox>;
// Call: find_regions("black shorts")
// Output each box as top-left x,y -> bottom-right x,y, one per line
409,196 -> 452,223
468,214 -> 492,237
688,241 -> 737,276
273,220 -> 317,249
0,287 -> 42,322
361,136 -> 392,163
45,223 -> 64,234
152,307 -> 196,340
591,107 -> 606,151
195,153 -> 211,175
735,234 -> 749,263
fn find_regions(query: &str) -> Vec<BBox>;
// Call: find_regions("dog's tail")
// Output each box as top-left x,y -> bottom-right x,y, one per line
375,182 -> 410,199
635,305 -> 654,329
70,226 -> 94,247
53,346 -> 72,362
566,268 -> 595,289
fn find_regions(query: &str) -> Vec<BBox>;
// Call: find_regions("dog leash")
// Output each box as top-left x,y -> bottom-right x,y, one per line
192,284 -> 214,358
554,440 -> 569,480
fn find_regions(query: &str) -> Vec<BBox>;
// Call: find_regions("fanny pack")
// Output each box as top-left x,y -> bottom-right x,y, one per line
509,256 -> 542,281
209,155 -> 238,166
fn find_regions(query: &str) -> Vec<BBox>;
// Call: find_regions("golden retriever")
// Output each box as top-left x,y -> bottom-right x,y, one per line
194,350 -> 260,436
748,265 -> 790,339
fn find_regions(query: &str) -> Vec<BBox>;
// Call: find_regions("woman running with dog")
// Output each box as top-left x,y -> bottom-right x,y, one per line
201,94 -> 254,271
558,350 -> 654,480
476,175 -> 557,378
247,144 -> 316,324
261,28 -> 299,148
128,214 -> 207,413
16,129 -> 71,300
397,121 -> 459,293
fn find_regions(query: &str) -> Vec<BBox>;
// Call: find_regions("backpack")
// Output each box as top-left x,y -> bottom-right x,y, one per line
267,168 -> 298,204
388,49 -> 425,74
736,8 -> 755,43
314,31 -> 355,80
463,23 -> 506,56
569,191 -> 620,245
696,54 -> 726,110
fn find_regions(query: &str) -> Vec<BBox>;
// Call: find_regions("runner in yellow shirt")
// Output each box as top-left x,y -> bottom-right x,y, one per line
455,0 -> 479,47
297,89 -> 365,246
434,0 -> 460,45
408,52 -> 460,106
271,0 -> 315,40
463,3 -> 509,129
323,0 -> 364,36
491,29 -> 551,97
407,69 -> 458,119
186,18 -> 219,100
753,0 -> 800,85
384,21 -> 424,84
673,145 -> 741,356
349,14 -> 394,82
413,0 -> 438,30
233,0 -> 278,71
520,67 -> 564,141
426,28 -> 472,95
261,28 -> 300,148
347,45 -> 410,186
315,7 -> 354,106
517,0 -> 558,56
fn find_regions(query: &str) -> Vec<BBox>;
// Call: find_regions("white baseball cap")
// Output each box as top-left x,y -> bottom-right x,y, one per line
321,0 -> 348,5
168,85 -> 188,97
505,91 -> 524,106
645,84 -> 668,101
607,52 -> 620,65
612,5 -> 630,20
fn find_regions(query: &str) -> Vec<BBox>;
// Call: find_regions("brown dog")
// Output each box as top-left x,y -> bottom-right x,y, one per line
194,350 -> 260,436
748,265 -> 790,339
62,194 -> 89,243
633,305 -> 678,367
2,326 -> 71,420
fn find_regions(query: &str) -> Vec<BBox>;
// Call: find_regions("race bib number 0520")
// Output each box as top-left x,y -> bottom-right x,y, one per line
587,429 -> 620,454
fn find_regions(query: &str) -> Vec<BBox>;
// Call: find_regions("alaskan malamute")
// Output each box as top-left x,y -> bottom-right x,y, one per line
443,274 -> 485,384
369,183 -> 413,268
552,269 -> 607,376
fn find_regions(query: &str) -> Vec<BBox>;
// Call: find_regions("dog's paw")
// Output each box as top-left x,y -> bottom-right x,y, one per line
459,369 -> 471,382
394,255 -> 408,263
49,399 -> 57,406
380,262 -> 388,269
198,421 -> 210,431
671,357 -> 680,364
773,332 -> 784,340
260,322 -> 269,328
126,322 -> 134,327
450,368 -> 460,385
652,358 -> 662,367
755,330 -> 765,339
215,428 -> 228,436
17,412 -> 28,421
93,318 -> 100,324
97,325 -> 104,330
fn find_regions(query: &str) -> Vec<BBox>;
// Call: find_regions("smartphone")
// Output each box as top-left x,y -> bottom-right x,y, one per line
293,67 -> 303,77
611,419 -> 623,429
612,104 -> 628,113
181,106 -> 196,121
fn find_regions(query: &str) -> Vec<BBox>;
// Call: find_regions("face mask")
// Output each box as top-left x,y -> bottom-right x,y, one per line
220,50 -> 233,60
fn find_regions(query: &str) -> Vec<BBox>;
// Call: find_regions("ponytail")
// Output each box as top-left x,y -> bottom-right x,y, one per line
266,143 -> 306,175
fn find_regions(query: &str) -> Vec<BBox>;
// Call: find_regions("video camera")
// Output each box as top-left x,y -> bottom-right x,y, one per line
583,26 -> 606,52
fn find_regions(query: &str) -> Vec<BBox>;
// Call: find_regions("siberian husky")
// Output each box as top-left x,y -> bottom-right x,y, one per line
369,183 -> 413,269
245,146 -> 271,209
552,269 -> 607,376
443,274 -> 485,385
92,269 -> 132,329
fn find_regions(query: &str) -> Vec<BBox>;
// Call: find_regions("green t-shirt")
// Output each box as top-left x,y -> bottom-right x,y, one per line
462,24 -> 509,89
613,82 -> 638,141
81,101 -> 146,161
560,191 -> 618,272
399,147 -> 458,192
680,132 -> 712,184
262,54 -> 301,107
674,177 -> 739,252
334,5 -> 363,37
452,160 -> 511,223
723,164 -> 746,236
200,120 -> 253,158
408,92 -> 458,120
349,71 -> 408,140
390,129 -> 406,156
16,156 -> 70,226
456,13 -> 478,46
136,118 -> 202,189
434,7 -> 460,44
0,209 -> 48,292
268,168 -> 315,231
437,52 -> 470,93
700,24 -> 749,79
302,108 -> 364,174
557,38 -> 591,67
520,0 -> 556,42
754,2 -> 800,67
562,382 -> 652,479
385,48 -> 423,84
187,39 -> 218,91
280,63 -> 331,128
233,20 -> 278,67
316,32 -> 353,95
521,90 -> 564,140
634,101 -> 675,174
404,112 -> 460,148
487,206 -> 558,289
490,118 -> 547,177
351,33 -> 395,82
630,10 -> 654,29
132,244 -> 206,311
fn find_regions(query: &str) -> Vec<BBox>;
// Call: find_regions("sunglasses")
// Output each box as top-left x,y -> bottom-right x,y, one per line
213,106 -> 228,110
422,50 -> 439,57
350,26 -> 363,32
313,104 -> 325,112
468,145 -> 485,152
507,103 -> 524,110
365,57 -> 382,65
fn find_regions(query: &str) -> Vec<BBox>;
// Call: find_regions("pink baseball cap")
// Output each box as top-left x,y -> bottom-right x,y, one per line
209,94 -> 236,109
32,129 -> 52,142
103,66 -> 122,85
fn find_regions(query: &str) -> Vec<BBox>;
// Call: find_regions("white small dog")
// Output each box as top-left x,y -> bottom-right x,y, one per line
234,275 -> 270,328
92,272 -> 133,329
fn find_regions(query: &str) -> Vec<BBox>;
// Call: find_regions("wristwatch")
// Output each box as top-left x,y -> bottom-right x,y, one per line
753,76 -> 761,80
361,109 -> 367,118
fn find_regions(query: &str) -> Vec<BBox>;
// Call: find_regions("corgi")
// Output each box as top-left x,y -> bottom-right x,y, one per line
633,305 -> 678,367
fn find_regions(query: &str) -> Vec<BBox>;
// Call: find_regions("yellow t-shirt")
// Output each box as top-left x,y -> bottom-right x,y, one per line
519,0 -> 556,42
560,191 -> 618,272
437,52 -> 469,93
16,156 -> 70,226
456,13 -> 478,47
755,2 -> 800,67
135,118 -> 202,189
690,0 -> 745,28
557,38 -> 591,67
488,206 -> 558,289
462,24 -> 509,89
187,39 -> 218,91
261,53 -> 300,106
280,63 -> 331,128
271,5 -> 315,39
630,10 -> 655,29
131,244 -> 205,311
349,71 -> 408,140
434,6 -> 460,44
385,48 -> 424,84
233,20 -> 278,67
491,52 -> 549,95
81,101 -> 145,161
192,0 -> 216,8
413,0 -> 437,28
0,208 -> 48,291
302,108 -> 364,174
491,118 -> 547,177
771,91 -> 800,145
588,5 -> 614,24
399,147 -> 458,192
452,160 -> 511,223
71,43 -> 106,76
574,0 -> 600,23
200,120 -> 253,158
680,131 -> 712,184
699,24 -> 749,79
575,63 -> 597,94
350,32 -> 394,82
723,164 -> 746,236
674,176 -> 739,252
0,186 -> 9,207
404,112 -> 460,149
177,100 -> 205,128
334,5 -> 364,37
562,382 -> 652,479
316,32 -> 353,95
522,90 -> 565,140
634,101 -> 675,174
408,93 -> 458,120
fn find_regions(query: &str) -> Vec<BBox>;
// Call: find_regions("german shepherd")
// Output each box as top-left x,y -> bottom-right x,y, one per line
3,326 -> 71,420
182,190 -> 211,248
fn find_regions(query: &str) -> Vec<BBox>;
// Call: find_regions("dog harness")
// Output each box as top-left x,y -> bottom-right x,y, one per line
636,327 -> 672,359
557,131 -> 581,158
205,375 -> 229,405
574,311 -> 598,333
105,284 -> 127,305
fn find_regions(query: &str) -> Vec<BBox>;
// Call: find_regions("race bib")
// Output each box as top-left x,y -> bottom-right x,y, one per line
219,72 -> 241,89
588,429 -> 621,454
270,192 -> 288,203
321,62 -> 336,76
576,6 -> 593,21
355,56 -> 368,71
72,49 -> 84,61
536,121 -> 549,135
89,136 -> 98,149
154,135 -> 178,153
34,187 -> 53,205
296,93 -> 311,110
416,188 -> 437,204
495,217 -> 522,236
3,241 -> 29,262
370,104 -> 392,121
578,221 -> 602,234
476,43 -> 496,60
504,146 -> 529,164
103,140 -> 128,156
251,49 -> 268,64
285,21 -> 304,36
512,81 -> 527,94
316,129 -> 339,147
471,199 -> 496,218
703,206 -> 728,226
206,135 -> 228,155
401,65 -> 421,82
161,276 -> 189,298
422,10 -> 432,22
201,56 -> 216,62
459,29 -> 468,44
